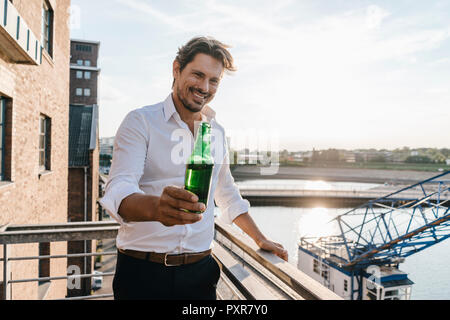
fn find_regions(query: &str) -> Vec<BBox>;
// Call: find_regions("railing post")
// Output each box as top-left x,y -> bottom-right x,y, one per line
2,244 -> 11,300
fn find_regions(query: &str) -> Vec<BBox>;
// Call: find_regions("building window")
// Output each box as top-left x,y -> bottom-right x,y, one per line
84,60 -> 91,67
84,71 -> 91,79
84,88 -> 91,96
41,1 -> 53,57
0,96 -> 11,182
313,259 -> 319,274
39,242 -> 50,285
77,60 -> 83,66
16,15 -> 20,40
75,44 -> 92,52
76,71 -> 83,79
0,97 -> 5,181
321,263 -> 329,280
75,88 -> 83,96
39,115 -> 51,171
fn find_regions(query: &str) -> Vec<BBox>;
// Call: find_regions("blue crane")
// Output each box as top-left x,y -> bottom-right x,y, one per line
335,171 -> 450,268
308,171 -> 450,299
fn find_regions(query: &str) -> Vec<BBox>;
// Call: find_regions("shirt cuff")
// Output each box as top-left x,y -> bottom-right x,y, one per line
99,181 -> 145,225
218,198 -> 250,225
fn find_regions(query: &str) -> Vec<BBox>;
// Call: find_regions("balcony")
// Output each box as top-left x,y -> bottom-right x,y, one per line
0,219 -> 342,300
0,0 -> 42,65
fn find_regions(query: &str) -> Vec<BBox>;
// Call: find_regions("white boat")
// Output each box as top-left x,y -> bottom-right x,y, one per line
298,236 -> 414,300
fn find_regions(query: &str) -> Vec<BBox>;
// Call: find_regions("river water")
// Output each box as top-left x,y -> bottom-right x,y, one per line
214,179 -> 450,300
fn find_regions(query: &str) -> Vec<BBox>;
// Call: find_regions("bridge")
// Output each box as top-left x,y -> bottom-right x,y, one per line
238,185 -> 445,208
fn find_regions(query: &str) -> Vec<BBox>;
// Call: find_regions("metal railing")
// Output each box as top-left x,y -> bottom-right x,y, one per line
0,220 -> 342,300
0,221 -> 119,300
214,220 -> 342,300
239,187 -> 448,199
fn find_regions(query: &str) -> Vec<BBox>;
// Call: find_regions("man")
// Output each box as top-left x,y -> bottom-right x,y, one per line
100,36 -> 288,300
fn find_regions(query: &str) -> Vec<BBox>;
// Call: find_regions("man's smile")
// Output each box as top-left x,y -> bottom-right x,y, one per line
190,88 -> 209,104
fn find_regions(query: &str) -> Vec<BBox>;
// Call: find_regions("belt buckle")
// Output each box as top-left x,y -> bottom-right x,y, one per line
164,253 -> 181,267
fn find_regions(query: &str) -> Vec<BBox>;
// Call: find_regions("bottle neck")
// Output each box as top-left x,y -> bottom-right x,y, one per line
190,122 -> 213,165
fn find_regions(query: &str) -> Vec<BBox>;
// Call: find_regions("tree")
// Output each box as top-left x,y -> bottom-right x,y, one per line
405,155 -> 432,164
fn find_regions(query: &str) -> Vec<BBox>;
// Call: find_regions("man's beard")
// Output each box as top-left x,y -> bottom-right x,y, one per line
176,86 -> 206,113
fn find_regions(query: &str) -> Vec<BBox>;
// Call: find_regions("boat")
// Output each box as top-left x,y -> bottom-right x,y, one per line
298,236 -> 414,300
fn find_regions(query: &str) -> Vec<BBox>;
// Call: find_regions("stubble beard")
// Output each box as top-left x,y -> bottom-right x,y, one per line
176,86 -> 204,113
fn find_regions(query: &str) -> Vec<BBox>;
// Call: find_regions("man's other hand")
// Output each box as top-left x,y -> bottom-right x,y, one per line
155,185 -> 206,227
257,239 -> 289,262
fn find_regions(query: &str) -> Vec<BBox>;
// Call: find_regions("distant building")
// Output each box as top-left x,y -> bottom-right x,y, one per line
355,151 -> 387,163
0,0 -> 71,300
99,137 -> 114,174
302,151 -> 313,162
384,151 -> 394,162
70,39 -> 101,106
446,159 -> 450,166
343,151 -> 356,163
235,150 -> 265,165
67,39 -> 101,297
392,153 -> 406,163
292,152 -> 304,162
100,137 -> 114,156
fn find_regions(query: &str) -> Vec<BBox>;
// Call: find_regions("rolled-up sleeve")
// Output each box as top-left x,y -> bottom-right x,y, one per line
99,110 -> 148,225
214,150 -> 250,225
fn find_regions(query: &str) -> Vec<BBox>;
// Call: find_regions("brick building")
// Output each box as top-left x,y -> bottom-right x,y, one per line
67,39 -> 100,297
0,0 -> 71,299
69,39 -> 100,106
67,104 -> 99,297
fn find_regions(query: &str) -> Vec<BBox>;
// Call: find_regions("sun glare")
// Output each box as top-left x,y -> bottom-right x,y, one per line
298,207 -> 339,238
303,180 -> 333,191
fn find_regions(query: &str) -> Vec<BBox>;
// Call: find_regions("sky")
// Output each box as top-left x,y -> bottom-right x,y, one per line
70,0 -> 450,151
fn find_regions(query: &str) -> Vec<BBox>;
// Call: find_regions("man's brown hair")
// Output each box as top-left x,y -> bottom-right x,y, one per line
175,36 -> 236,74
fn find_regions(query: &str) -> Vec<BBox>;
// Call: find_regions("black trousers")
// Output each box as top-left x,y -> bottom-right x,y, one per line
113,251 -> 221,300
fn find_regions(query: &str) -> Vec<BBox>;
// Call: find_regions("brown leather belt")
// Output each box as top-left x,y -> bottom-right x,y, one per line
118,248 -> 212,266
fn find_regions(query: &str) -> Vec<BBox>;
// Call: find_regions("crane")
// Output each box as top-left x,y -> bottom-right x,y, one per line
298,171 -> 450,300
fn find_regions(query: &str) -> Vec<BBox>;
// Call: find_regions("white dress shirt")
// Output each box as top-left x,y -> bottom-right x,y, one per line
99,94 -> 250,253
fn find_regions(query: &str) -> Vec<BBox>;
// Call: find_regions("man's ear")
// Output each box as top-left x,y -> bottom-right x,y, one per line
173,60 -> 180,79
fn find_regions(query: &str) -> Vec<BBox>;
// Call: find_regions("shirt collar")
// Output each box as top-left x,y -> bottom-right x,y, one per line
163,93 -> 216,123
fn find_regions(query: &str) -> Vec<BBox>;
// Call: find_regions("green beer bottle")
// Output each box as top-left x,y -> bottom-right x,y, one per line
184,122 -> 214,213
